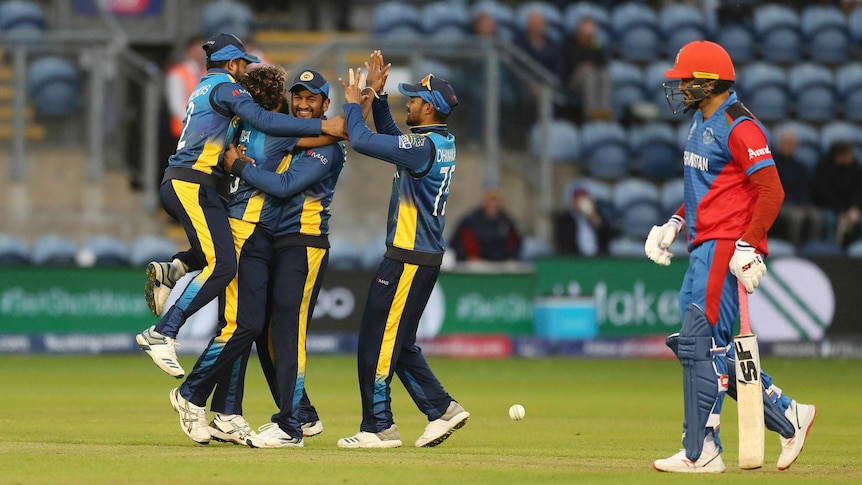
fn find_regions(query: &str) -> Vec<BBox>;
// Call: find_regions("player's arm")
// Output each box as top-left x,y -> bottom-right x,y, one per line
343,102 -> 432,172
228,142 -> 336,198
215,83 -> 324,137
296,95 -> 373,148
370,94 -> 402,136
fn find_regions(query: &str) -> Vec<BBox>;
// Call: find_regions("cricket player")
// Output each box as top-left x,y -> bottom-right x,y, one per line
165,66 -> 352,446
645,40 -> 816,473
136,33 -> 345,379
336,52 -> 469,449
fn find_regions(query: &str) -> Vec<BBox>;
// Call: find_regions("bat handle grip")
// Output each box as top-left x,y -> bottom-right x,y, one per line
738,280 -> 751,334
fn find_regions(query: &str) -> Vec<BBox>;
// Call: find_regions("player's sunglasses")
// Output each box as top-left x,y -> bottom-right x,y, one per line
420,73 -> 450,114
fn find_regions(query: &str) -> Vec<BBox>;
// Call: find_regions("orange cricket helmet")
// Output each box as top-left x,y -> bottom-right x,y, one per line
665,40 -> 735,81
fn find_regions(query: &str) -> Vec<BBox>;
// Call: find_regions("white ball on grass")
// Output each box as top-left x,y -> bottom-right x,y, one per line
508,404 -> 525,420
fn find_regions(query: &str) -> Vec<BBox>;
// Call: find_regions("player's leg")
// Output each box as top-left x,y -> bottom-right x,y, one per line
145,249 -> 201,317
137,181 -> 237,377
207,350 -> 254,445
337,258 -> 407,449
654,241 -> 729,473
299,389 -> 324,437
247,246 -> 328,448
390,264 -> 469,447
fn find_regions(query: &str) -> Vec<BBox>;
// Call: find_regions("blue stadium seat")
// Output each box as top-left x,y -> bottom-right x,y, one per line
620,200 -> 663,240
564,2 -> 610,43
800,5 -> 849,64
0,233 -> 29,265
581,121 -> 629,180
737,63 -> 789,122
129,235 -> 178,267
372,2 -> 421,36
516,2 -> 564,45
659,177 -> 685,214
519,236 -> 552,261
850,7 -> 862,44
658,4 -> 709,57
327,236 -> 362,270
612,178 -> 660,211
31,234 -> 77,266
27,56 -> 80,117
471,1 -> 517,41
611,3 -> 660,62
835,64 -> 862,122
753,4 -> 801,63
0,0 -> 45,37
798,240 -> 844,258
772,121 -> 821,174
788,63 -> 836,123
608,61 -> 645,120
563,177 -> 612,206
643,61 -> 677,121
608,237 -> 647,258
713,23 -> 755,64
80,235 -> 129,267
201,0 -> 253,39
766,238 -> 796,258
629,122 -> 681,180
529,119 -> 580,163
846,238 -> 862,258
421,1 -> 469,36
820,121 -> 862,162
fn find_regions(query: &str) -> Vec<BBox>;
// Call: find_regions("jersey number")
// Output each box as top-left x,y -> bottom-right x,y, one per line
175,102 -> 195,151
432,165 -> 455,216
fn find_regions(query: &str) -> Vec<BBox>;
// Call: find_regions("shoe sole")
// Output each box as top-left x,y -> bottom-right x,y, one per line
778,406 -> 817,471
209,430 -> 246,445
135,333 -> 185,378
336,439 -> 402,449
144,263 -> 162,317
246,438 -> 304,448
417,413 -> 470,448
169,388 -> 210,445
302,423 -> 324,438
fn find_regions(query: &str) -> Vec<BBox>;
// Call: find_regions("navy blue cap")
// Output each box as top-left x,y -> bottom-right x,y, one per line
398,74 -> 458,115
203,33 -> 260,64
289,69 -> 330,98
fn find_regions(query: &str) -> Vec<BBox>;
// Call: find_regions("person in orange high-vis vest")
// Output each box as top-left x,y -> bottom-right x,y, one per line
165,36 -> 206,140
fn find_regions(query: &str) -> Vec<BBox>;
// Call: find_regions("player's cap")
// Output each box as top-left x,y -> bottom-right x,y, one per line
665,40 -> 735,81
203,33 -> 261,64
289,69 -> 330,98
398,74 -> 458,115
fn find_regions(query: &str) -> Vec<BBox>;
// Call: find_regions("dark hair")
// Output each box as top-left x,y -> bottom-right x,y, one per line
206,59 -> 229,70
827,140 -> 855,160
711,79 -> 735,95
240,65 -> 287,111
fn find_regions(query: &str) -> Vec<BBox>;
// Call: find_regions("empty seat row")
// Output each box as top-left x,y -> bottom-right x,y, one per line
0,234 -> 178,267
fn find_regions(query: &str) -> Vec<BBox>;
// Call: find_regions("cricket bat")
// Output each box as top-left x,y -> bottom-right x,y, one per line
735,280 -> 765,469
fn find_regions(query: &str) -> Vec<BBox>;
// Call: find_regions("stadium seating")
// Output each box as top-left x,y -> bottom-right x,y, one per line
79,235 -> 129,267
327,235 -> 363,270
563,2 -> 610,45
563,177 -> 612,206
0,0 -> 44,36
520,236 -> 552,261
620,200 -> 662,240
628,122 -> 681,180
766,238 -> 796,258
835,63 -> 862,122
201,0 -> 253,39
27,56 -> 80,117
470,0 -> 517,41
611,3 -> 660,62
528,119 -> 580,163
608,61 -> 645,120
771,121 -> 821,174
787,63 -> 836,123
611,178 -> 659,212
849,7 -> 862,44
846,239 -> 862,258
800,5 -> 849,64
31,234 -> 77,266
580,121 -> 628,180
820,121 -> 862,161
0,233 -> 29,265
516,2 -> 564,44
421,1 -> 469,36
659,177 -> 685,214
658,4 -> 709,57
608,237 -> 647,258
643,61 -> 677,122
737,62 -> 789,122
128,235 -> 178,268
372,2 -> 421,36
714,23 -> 756,63
798,240 -> 844,258
753,4 -> 801,63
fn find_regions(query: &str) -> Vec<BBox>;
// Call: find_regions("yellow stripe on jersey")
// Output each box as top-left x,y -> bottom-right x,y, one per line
393,200 -> 418,250
242,191 -> 265,223
300,198 -> 323,235
376,264 -> 418,379
276,153 -> 293,173
298,247 -> 326,374
217,218 -> 257,342
192,139 -> 225,174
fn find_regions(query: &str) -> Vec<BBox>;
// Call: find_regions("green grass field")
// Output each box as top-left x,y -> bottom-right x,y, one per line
1,355 -> 859,484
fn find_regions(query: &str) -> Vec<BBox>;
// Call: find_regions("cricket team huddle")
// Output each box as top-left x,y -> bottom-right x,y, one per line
134,32 -> 815,472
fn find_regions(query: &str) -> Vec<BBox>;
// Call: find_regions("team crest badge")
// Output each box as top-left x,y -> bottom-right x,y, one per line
703,127 -> 715,145
300,71 -> 314,81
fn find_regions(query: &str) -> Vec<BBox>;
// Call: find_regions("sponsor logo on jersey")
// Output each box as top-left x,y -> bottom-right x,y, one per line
190,84 -> 211,100
398,134 -> 426,150
375,277 -> 390,286
239,130 -> 251,144
747,146 -> 771,160
683,151 -> 709,171
702,127 -> 715,145
306,150 -> 328,165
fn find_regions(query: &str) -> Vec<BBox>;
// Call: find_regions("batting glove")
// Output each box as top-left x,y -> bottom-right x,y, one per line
729,239 -> 767,293
644,215 -> 685,266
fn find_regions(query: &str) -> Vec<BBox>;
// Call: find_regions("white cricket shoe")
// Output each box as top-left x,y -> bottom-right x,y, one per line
246,423 -> 304,448
208,415 -> 253,445
653,436 -> 726,473
778,401 -> 817,470
414,401 -> 470,447
136,325 -> 184,378
145,261 -> 176,316
337,425 -> 402,449
169,387 -> 210,445
301,420 -> 324,437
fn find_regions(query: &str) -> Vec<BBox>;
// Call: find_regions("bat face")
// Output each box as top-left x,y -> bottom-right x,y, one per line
735,333 -> 765,469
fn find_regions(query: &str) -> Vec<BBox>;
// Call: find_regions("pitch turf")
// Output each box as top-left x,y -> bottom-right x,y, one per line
0,355 -> 859,484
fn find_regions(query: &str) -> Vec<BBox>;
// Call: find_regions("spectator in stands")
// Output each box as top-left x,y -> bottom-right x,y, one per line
811,141 -> 862,247
559,17 -> 612,123
165,36 -> 206,143
514,9 -> 562,140
772,129 -> 824,247
553,187 -> 617,256
450,188 -> 522,262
